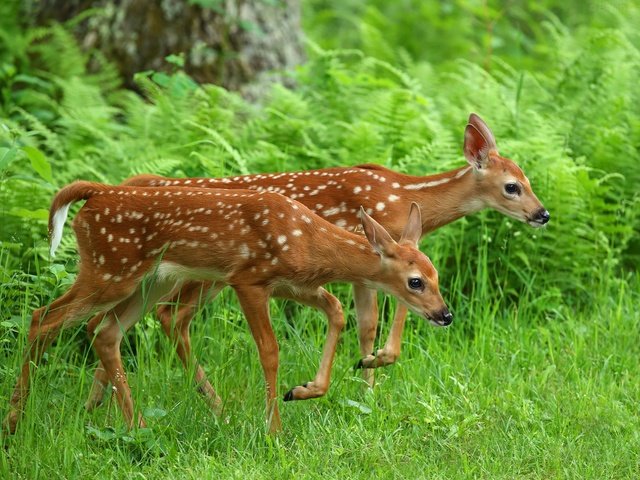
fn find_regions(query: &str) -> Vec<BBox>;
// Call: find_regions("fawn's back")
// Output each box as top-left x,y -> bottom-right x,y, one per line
70,184 -> 371,289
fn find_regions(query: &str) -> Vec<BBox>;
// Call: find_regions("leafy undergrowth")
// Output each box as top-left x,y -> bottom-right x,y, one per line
2,277 -> 639,478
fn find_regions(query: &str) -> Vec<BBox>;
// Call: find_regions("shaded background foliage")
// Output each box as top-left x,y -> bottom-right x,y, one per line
0,0 -> 638,324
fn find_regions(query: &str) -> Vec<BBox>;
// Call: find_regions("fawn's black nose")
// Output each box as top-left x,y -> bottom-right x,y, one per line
536,209 -> 550,224
440,310 -> 453,326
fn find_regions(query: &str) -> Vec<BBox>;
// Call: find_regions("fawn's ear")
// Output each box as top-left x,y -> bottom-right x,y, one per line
468,113 -> 497,149
399,202 -> 422,245
464,113 -> 498,169
360,207 -> 397,257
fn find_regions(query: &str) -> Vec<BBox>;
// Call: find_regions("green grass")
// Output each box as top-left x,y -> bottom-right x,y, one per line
1,1 -> 638,478
2,275 -> 638,479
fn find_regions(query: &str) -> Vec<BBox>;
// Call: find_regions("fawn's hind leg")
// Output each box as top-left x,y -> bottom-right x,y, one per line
85,281 -> 225,414
159,281 -> 224,414
88,278 -> 178,428
4,274 -> 130,434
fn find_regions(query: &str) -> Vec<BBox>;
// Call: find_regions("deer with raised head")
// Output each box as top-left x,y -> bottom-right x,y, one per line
4,181 -> 448,434
81,113 -> 549,410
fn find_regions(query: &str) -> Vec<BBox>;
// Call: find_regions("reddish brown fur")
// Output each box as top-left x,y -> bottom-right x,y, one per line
5,182 -> 448,434
97,114 -> 546,393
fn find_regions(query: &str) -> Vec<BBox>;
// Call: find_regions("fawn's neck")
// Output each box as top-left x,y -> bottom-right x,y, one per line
397,166 -> 484,234
306,229 -> 386,288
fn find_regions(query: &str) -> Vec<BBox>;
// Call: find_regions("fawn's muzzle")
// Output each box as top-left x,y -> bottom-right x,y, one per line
430,308 -> 452,326
533,208 -> 550,225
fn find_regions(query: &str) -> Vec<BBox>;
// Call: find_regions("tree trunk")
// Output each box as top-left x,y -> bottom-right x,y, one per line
31,0 -> 305,95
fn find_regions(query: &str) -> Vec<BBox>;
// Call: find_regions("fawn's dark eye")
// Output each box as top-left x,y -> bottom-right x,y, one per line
408,278 -> 424,290
504,183 -> 520,195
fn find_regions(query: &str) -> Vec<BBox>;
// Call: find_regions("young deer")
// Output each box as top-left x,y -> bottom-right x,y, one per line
83,113 -> 549,408
4,182 -> 449,434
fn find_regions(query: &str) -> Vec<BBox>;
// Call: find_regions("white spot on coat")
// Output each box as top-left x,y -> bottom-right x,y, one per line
323,207 -> 340,217
404,177 -> 451,190
239,243 -> 250,259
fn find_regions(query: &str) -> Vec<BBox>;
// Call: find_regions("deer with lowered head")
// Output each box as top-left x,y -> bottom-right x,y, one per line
82,113 -> 549,412
4,181 -> 449,434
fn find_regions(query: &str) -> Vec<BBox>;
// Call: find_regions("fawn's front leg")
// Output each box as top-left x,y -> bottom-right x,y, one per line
233,285 -> 281,434
357,303 -> 408,369
281,287 -> 345,401
353,284 -> 379,386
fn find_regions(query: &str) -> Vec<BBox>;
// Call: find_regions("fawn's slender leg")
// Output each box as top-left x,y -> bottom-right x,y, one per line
85,280 -> 224,414
84,360 -> 109,412
233,285 -> 281,434
358,304 -> 408,368
3,274 -> 125,434
158,281 -> 224,414
281,287 -> 345,401
89,279 -> 177,428
353,284 -> 379,386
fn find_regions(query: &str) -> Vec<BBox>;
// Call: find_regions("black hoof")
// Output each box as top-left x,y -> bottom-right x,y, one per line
355,352 -> 377,369
283,389 -> 294,402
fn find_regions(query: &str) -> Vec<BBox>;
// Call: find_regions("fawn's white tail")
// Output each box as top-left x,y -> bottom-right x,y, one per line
49,203 -> 72,257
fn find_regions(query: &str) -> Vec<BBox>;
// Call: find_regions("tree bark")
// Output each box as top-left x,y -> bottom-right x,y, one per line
31,0 -> 305,94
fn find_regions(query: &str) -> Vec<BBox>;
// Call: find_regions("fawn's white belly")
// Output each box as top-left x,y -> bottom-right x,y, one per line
154,261 -> 226,283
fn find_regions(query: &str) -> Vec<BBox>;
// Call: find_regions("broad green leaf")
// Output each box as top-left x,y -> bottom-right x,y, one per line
151,72 -> 172,88
340,398 -> 372,414
8,207 -> 49,220
0,147 -> 18,170
48,264 -> 69,280
86,425 -> 117,441
143,407 -> 168,419
22,146 -> 52,183
165,53 -> 185,68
